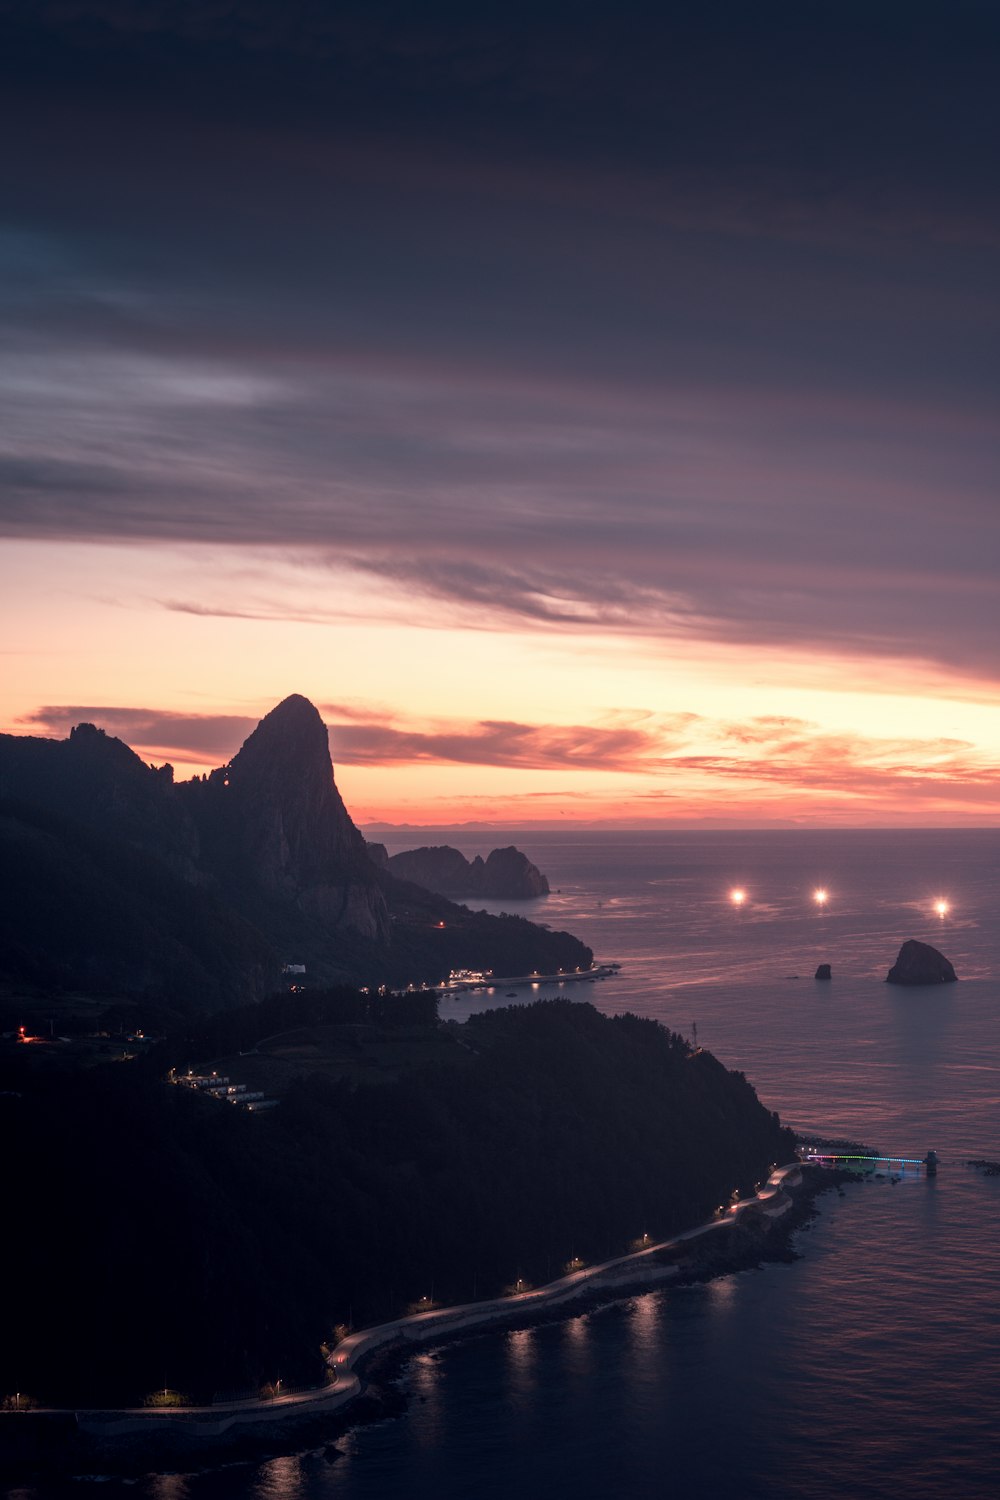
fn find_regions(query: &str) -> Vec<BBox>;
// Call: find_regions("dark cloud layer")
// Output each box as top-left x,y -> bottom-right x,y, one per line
2,3 -> 999,679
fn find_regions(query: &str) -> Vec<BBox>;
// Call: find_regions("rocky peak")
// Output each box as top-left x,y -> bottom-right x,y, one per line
208,695 -> 388,941
226,694 -> 333,801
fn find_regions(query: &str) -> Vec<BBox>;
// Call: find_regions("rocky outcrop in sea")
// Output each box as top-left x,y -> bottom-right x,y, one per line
885,938 -> 957,986
384,843 -> 550,899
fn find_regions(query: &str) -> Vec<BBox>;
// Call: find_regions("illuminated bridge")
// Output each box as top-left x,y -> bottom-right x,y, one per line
800,1148 -> 938,1174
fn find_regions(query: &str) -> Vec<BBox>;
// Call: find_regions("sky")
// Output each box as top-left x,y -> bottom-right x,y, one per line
1,1 -> 999,827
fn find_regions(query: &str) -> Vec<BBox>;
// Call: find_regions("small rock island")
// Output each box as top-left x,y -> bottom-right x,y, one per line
375,843 -> 550,899
886,938 -> 958,986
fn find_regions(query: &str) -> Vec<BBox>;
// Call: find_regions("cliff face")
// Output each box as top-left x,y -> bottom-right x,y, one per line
386,843 -> 550,899
481,845 -> 550,897
190,696 -> 388,942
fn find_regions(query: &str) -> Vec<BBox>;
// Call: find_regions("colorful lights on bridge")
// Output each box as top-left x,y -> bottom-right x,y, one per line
802,1151 -> 928,1166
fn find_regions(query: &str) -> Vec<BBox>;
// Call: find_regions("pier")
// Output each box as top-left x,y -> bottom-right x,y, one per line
799,1148 -> 938,1175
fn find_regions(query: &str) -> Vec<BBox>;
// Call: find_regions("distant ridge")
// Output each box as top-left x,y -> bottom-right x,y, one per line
0,696 -> 591,1014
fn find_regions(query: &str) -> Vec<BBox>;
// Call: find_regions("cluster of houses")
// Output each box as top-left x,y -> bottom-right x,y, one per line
173,1069 -> 278,1114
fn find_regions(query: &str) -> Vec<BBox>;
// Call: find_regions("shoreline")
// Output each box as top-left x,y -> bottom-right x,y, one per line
1,1161 -> 835,1477
431,961 -> 621,997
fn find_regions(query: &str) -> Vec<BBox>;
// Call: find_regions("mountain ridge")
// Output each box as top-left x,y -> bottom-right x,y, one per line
0,696 -> 591,1013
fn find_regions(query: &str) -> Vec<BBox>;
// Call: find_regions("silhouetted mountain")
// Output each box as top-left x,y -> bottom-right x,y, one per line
382,842 -> 550,898
0,799 -> 273,1012
179,695 -> 388,942
0,721 -> 199,877
0,697 -> 590,1011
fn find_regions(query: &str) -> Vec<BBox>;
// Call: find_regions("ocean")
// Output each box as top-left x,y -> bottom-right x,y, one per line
24,829 -> 1000,1499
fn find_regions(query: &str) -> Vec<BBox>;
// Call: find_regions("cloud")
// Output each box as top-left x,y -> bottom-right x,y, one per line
18,702 -> 691,774
322,717 -> 688,772
19,706 -> 259,762
2,3 -> 999,689
1,292 -> 996,681
673,717 -> 1000,804
18,704 -> 1000,815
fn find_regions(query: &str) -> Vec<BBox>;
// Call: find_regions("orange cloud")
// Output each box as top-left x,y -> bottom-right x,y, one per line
17,702 -> 1000,827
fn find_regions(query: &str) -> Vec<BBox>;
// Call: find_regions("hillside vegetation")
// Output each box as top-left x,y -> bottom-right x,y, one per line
4,998 -> 792,1407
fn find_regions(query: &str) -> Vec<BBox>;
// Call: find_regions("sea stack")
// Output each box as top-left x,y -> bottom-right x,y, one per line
815,963 -> 832,981
886,939 -> 957,986
386,843 -> 550,899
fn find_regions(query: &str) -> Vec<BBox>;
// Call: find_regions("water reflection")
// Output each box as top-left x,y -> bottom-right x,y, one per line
255,1454 -> 303,1500
706,1274 -> 737,1312
407,1352 -> 443,1451
505,1327 -> 537,1411
562,1313 -> 594,1380
147,1478 -> 190,1500
627,1291 -> 662,1351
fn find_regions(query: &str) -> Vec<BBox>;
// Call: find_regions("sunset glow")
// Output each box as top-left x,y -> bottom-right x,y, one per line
1,7 -> 998,830
2,539 -> 999,826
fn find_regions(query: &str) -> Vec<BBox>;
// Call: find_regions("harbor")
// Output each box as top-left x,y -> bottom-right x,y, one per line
427,961 -> 622,998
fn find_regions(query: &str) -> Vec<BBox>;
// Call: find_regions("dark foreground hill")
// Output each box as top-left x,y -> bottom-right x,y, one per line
2,998 -> 794,1407
0,696 -> 590,1017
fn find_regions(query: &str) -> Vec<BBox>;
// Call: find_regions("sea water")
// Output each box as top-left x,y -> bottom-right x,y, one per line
28,830 -> 1000,1499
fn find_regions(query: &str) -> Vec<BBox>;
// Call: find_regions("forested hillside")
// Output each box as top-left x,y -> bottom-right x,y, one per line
4,999 -> 792,1406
